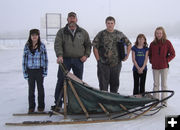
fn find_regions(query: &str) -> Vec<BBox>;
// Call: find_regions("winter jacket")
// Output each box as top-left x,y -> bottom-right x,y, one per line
22,42 -> 48,79
54,24 -> 91,58
149,40 -> 175,69
92,29 -> 131,66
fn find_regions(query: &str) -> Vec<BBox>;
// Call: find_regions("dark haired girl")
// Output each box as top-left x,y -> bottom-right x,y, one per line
22,29 -> 48,113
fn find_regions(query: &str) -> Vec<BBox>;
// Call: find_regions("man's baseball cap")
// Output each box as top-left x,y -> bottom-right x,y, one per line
68,12 -> 77,17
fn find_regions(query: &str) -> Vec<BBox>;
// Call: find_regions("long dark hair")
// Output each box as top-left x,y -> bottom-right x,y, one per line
134,34 -> 148,48
27,29 -> 41,51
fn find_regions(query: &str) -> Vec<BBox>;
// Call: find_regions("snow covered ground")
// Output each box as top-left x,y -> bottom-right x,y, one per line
0,38 -> 179,130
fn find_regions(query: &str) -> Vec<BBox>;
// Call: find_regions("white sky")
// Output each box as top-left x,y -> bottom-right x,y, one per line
0,0 -> 180,37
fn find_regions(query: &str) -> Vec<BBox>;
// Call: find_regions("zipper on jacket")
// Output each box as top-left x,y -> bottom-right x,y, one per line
158,46 -> 161,55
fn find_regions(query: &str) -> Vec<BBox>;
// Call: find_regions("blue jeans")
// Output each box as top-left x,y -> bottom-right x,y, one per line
54,58 -> 84,107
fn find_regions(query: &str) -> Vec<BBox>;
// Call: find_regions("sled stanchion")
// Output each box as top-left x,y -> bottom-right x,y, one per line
63,81 -> 67,119
119,104 -> 133,117
98,103 -> 110,117
120,104 -> 128,111
67,79 -> 90,119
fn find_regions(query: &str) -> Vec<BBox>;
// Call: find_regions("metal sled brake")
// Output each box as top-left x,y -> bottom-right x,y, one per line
6,63 -> 174,126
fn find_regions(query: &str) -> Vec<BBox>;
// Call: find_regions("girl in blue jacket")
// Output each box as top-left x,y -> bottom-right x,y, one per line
22,29 -> 48,113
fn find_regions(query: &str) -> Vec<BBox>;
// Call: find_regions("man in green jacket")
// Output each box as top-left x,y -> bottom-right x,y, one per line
52,12 -> 91,111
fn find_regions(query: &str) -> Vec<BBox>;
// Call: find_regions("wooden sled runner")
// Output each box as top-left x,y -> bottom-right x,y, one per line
6,63 -> 174,126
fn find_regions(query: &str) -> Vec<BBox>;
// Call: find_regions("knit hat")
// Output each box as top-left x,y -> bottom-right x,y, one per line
30,29 -> 40,35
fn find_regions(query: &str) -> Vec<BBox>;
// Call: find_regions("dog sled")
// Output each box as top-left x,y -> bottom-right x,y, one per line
6,63 -> 174,126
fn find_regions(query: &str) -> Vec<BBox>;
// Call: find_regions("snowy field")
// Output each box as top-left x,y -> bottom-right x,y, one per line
0,38 -> 179,130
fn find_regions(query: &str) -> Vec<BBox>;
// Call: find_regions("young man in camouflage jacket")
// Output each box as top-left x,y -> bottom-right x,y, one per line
93,16 -> 131,93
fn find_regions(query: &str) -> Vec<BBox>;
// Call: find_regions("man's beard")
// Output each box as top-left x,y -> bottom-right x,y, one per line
68,22 -> 76,27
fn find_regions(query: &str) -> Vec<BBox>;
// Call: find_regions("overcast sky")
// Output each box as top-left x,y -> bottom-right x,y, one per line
0,0 -> 180,38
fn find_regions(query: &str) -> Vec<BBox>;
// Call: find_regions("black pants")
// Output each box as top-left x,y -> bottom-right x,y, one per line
97,62 -> 122,93
28,69 -> 45,110
133,71 -> 147,95
55,58 -> 83,107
